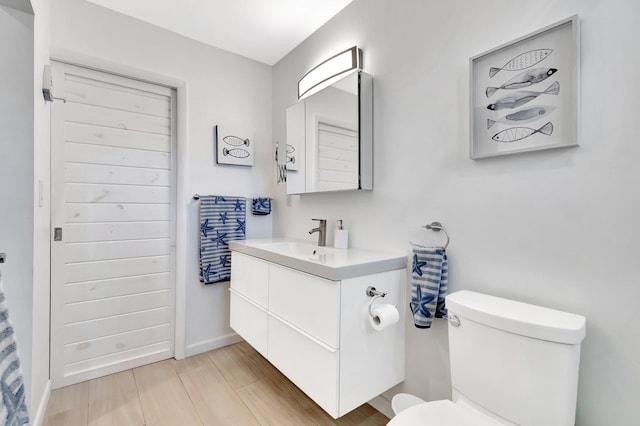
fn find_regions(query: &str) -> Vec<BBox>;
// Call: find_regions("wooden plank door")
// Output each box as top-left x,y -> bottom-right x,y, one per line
50,62 -> 176,388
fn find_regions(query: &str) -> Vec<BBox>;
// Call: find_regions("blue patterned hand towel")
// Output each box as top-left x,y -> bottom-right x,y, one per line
199,195 -> 246,284
0,274 -> 30,426
252,197 -> 271,215
410,245 -> 448,328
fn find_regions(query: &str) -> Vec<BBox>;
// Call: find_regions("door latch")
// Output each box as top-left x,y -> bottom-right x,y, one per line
54,227 -> 63,241
0,253 -> 5,264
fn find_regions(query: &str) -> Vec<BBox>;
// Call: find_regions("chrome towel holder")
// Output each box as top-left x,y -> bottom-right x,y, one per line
411,221 -> 450,249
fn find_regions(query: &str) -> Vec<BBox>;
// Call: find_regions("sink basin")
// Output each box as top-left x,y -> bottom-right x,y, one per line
251,241 -> 340,259
229,239 -> 407,280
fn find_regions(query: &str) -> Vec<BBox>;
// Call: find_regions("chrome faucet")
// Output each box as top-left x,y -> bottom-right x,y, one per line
309,219 -> 327,247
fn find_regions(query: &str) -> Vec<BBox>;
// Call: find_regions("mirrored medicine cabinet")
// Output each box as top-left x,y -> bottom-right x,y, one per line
285,71 -> 372,194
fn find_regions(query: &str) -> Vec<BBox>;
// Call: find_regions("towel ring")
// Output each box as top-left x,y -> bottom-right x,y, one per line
411,221 -> 450,249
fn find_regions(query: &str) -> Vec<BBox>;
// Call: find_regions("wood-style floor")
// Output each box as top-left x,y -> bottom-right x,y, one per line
43,341 -> 389,425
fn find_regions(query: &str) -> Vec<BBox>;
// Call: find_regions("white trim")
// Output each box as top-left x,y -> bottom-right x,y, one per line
368,395 -> 394,419
30,379 -> 51,426
173,84 -> 189,360
185,333 -> 243,357
51,46 -> 184,90
49,60 -> 66,387
48,48 -> 189,362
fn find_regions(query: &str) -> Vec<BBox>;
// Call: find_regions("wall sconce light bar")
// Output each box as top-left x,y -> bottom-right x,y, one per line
298,46 -> 362,100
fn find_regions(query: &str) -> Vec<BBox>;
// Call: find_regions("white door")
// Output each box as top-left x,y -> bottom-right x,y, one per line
50,62 -> 176,388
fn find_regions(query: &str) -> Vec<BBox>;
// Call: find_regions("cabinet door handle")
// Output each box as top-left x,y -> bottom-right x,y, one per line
269,312 -> 338,353
229,288 -> 267,311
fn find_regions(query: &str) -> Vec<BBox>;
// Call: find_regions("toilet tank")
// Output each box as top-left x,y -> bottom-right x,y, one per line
446,291 -> 586,426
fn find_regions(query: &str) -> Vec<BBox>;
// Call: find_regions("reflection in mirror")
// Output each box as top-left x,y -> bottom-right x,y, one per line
286,71 -> 372,194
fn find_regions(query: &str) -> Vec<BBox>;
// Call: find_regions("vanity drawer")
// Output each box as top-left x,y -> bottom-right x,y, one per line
229,289 -> 268,357
230,252 -> 269,308
268,313 -> 339,417
269,264 -> 340,348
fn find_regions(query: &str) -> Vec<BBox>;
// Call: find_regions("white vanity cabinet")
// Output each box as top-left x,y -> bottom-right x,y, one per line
229,249 -> 406,418
229,252 -> 269,357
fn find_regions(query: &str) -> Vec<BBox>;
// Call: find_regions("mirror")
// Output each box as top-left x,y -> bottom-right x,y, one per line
286,71 -> 372,194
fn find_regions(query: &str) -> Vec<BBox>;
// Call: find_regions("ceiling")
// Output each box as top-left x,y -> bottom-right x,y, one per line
86,0 -> 354,66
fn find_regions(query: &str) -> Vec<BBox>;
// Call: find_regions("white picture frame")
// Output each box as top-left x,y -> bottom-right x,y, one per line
214,125 -> 254,166
470,15 -> 580,159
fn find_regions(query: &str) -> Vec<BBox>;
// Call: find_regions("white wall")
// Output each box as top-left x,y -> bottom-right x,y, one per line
272,0 -> 640,424
31,0 -> 52,421
0,2 -> 34,411
50,0 -> 273,357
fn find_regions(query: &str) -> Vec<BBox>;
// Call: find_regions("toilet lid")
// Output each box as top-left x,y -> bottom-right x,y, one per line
387,400 -> 503,426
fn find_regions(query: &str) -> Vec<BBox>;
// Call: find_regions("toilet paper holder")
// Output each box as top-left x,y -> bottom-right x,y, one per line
366,286 -> 386,298
366,286 -> 387,317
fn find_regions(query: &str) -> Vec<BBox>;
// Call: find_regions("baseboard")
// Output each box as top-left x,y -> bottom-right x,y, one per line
184,332 -> 243,357
368,395 -> 394,419
31,379 -> 51,426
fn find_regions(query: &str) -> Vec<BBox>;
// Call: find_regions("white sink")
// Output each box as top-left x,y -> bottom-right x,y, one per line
251,241 -> 339,258
229,238 -> 407,280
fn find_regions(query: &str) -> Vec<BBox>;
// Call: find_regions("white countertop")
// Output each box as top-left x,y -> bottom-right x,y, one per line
229,238 -> 407,280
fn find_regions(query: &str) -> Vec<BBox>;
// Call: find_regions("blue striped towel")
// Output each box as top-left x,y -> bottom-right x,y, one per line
0,274 -> 29,426
251,197 -> 271,215
409,245 -> 448,328
199,195 -> 246,284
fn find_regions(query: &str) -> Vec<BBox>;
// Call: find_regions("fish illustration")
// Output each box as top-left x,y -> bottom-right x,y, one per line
222,148 -> 251,158
487,106 -> 555,129
489,49 -> 553,78
486,68 -> 558,97
285,143 -> 296,165
286,143 -> 296,164
492,121 -> 553,143
223,135 -> 250,147
487,81 -> 560,111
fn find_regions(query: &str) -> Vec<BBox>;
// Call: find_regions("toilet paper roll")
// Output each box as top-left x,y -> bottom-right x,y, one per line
369,303 -> 400,331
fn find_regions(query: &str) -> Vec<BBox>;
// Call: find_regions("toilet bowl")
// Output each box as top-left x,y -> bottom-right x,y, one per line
388,290 -> 586,426
388,399 -> 502,426
391,393 -> 425,415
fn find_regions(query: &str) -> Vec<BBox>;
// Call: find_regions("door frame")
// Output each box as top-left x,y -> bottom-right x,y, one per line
50,49 -> 189,362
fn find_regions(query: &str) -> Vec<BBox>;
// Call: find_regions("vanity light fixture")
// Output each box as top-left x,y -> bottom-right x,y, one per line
298,46 -> 362,100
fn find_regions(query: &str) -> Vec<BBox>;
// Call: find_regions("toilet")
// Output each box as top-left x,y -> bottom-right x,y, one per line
389,290 -> 586,425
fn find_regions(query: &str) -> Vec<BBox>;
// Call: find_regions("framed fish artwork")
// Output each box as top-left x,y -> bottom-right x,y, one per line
214,125 -> 254,166
470,15 -> 580,159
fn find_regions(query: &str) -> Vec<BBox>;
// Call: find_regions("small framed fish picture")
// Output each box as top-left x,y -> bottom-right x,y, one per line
470,15 -> 580,159
214,125 -> 254,166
